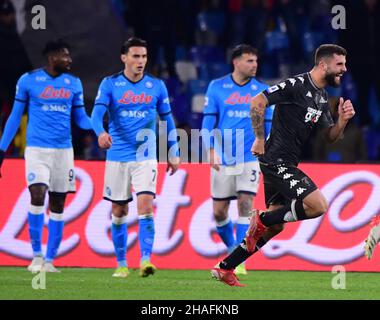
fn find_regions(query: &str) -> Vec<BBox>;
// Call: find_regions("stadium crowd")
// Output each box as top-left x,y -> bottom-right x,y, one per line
0,0 -> 379,161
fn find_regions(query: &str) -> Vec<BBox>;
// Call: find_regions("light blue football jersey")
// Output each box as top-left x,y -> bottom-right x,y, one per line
15,68 -> 84,148
94,72 -> 172,162
203,74 -> 274,165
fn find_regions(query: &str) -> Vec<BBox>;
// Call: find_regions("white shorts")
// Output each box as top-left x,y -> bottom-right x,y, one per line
103,160 -> 158,203
25,147 -> 76,193
211,161 -> 260,200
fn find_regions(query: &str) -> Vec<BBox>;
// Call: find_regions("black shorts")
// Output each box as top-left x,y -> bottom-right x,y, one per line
259,162 -> 318,208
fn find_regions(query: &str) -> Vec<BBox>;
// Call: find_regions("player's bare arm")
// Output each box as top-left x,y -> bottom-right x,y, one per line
250,93 -> 268,156
324,97 -> 355,143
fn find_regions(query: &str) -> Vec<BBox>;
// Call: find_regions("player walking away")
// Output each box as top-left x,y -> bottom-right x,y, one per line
211,44 -> 356,286
91,37 -> 180,278
0,40 -> 92,273
365,214 -> 380,260
202,44 -> 274,276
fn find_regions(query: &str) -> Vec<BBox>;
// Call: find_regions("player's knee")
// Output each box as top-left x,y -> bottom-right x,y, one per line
112,204 -> 128,217
213,209 -> 228,222
29,186 -> 47,206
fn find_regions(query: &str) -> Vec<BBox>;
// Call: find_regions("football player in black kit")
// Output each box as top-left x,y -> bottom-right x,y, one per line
211,44 -> 356,287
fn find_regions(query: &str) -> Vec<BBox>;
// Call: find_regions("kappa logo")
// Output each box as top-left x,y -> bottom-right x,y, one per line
306,91 -> 313,98
223,83 -> 234,89
289,78 -> 296,86
296,187 -> 307,196
277,166 -> 287,174
319,96 -> 328,103
283,173 -> 294,180
35,76 -> 47,82
278,82 -> 286,89
115,81 -> 126,86
289,179 -> 300,189
298,76 -> 305,84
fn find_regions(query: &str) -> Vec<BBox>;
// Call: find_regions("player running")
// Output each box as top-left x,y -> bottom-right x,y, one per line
211,44 -> 356,286
0,40 -> 92,272
91,37 -> 180,278
202,44 -> 274,276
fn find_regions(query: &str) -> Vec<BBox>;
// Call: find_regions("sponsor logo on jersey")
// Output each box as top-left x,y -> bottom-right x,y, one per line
227,110 -> 250,118
120,110 -> 148,118
39,86 -> 72,99
305,107 -> 322,123
297,76 -> 305,84
224,92 -> 252,105
115,81 -> 126,86
35,76 -> 47,82
222,83 -> 234,89
118,91 -> 153,105
306,91 -> 313,98
41,104 -> 68,112
319,96 -> 328,103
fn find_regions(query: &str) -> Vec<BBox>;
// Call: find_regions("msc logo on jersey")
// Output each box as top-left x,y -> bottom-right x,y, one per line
120,110 -> 148,118
305,107 -> 322,123
41,104 -> 68,112
118,91 -> 153,105
227,110 -> 250,118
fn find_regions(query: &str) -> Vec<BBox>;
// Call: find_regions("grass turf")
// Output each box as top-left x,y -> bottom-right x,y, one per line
0,267 -> 379,300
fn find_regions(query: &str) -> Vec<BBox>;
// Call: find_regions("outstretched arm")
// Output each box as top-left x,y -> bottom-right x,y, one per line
250,93 -> 269,156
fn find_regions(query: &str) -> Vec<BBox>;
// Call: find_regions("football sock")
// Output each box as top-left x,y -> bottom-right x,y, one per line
45,212 -> 64,263
219,238 -> 267,270
236,216 -> 250,245
216,217 -> 236,251
138,213 -> 155,263
28,205 -> 45,257
111,215 -> 128,267
260,199 -> 307,227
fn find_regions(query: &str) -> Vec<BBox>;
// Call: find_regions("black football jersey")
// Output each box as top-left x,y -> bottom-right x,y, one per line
260,72 -> 334,166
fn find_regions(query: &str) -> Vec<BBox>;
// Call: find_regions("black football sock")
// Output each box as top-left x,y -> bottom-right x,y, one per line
219,238 -> 267,270
259,199 -> 307,227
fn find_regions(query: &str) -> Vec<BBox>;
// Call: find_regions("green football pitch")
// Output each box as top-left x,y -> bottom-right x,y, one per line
0,267 -> 379,300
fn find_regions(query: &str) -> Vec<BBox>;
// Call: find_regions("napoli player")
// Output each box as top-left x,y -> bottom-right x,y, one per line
201,44 -> 274,276
91,37 -> 180,278
0,40 -> 92,272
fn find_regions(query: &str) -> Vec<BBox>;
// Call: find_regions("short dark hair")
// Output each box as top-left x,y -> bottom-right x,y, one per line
42,39 -> 70,56
314,44 -> 347,65
231,44 -> 258,61
121,37 -> 147,54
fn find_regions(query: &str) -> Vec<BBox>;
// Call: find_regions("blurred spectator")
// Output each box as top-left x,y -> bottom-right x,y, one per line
0,0 -> 31,151
337,0 -> 380,127
313,97 -> 368,162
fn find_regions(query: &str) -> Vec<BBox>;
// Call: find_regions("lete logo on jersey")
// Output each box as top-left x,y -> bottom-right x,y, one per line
225,92 -> 252,105
39,86 -> 72,99
118,91 -> 153,105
